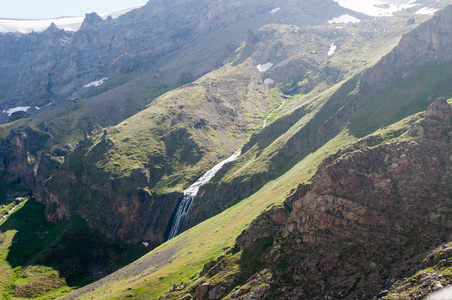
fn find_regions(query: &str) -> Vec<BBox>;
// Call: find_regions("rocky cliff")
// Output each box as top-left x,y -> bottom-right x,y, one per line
175,98 -> 452,300
0,0 -> 350,112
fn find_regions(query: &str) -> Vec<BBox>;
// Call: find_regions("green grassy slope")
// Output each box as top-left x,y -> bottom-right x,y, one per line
0,4 -> 449,299
61,7 -> 452,297
0,199 -> 148,300
61,129 -> 355,300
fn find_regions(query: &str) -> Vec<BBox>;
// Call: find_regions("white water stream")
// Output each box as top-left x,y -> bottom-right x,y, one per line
167,149 -> 241,240
263,95 -> 290,128
167,94 -> 290,240
0,202 -> 23,224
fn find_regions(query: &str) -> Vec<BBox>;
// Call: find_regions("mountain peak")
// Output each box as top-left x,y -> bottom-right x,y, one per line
79,12 -> 102,30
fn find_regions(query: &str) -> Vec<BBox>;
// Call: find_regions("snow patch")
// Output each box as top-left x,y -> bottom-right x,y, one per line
142,242 -> 150,248
0,4 -> 145,34
328,43 -> 337,56
0,17 -> 84,34
256,63 -> 274,73
333,0 -> 418,17
264,78 -> 274,85
83,78 -> 108,88
328,14 -> 361,24
415,7 -> 438,15
427,286 -> 452,300
2,106 -> 31,116
270,7 -> 281,14
35,102 -> 53,110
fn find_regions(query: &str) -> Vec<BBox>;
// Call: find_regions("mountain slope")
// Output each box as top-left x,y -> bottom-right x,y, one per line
0,0 -> 352,117
0,1 -> 451,299
163,98 -> 452,300
57,5 -> 452,299
32,2 -> 433,247
183,3 -> 452,233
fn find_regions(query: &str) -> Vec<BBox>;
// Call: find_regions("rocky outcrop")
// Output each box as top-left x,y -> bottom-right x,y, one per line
33,135 -> 183,244
426,97 -> 452,120
381,241 -> 452,299
0,0 -> 350,113
0,128 -> 52,187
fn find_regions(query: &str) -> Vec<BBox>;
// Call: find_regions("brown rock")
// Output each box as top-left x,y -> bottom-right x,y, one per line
196,283 -> 211,300
426,98 -> 452,120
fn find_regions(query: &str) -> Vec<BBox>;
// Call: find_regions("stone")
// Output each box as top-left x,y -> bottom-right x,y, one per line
426,98 -> 452,120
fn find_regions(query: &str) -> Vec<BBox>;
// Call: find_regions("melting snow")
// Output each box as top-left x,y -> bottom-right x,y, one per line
415,7 -> 438,15
427,286 -> 452,300
264,78 -> 275,85
328,43 -> 337,56
2,106 -> 31,116
0,4 -> 145,34
333,0 -> 418,17
0,17 -> 84,34
270,7 -> 281,14
328,14 -> 361,24
83,78 -> 108,88
256,63 -> 274,73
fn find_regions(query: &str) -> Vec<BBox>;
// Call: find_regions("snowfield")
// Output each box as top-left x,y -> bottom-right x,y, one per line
328,14 -> 361,24
2,106 -> 31,116
415,7 -> 438,15
427,287 -> 452,300
256,63 -> 274,73
328,43 -> 337,56
264,78 -> 275,85
83,78 -> 108,88
333,0 -> 418,17
0,4 -> 145,34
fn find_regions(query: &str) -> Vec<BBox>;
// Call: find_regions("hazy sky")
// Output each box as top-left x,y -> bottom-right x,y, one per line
0,0 -> 148,19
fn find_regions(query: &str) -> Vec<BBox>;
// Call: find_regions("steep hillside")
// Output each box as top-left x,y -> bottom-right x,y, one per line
159,98 -> 452,300
0,1 -> 451,299
0,0 -> 352,122
0,198 -> 148,300
33,61 -> 274,245
29,2 -> 434,247
59,100 -> 452,300
183,3 -> 452,232
56,6 -> 452,299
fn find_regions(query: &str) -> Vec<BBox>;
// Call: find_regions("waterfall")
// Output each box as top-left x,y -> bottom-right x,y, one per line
167,149 -> 241,240
263,95 -> 290,128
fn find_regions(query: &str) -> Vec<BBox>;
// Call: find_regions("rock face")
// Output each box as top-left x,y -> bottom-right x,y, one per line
0,0 -> 349,112
426,97 -> 452,119
188,99 -> 452,299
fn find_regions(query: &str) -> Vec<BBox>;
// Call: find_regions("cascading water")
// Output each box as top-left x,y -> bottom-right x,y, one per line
263,95 -> 290,128
167,149 -> 241,240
